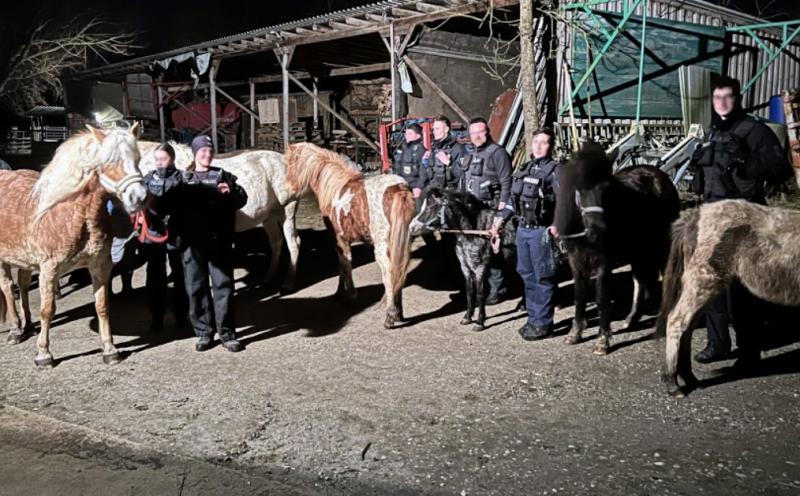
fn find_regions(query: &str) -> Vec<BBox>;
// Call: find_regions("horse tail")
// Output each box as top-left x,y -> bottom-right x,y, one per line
388,186 -> 415,297
656,208 -> 700,339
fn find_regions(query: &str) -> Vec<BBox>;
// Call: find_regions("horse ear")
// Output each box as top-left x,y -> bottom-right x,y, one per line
85,125 -> 107,142
129,121 -> 140,137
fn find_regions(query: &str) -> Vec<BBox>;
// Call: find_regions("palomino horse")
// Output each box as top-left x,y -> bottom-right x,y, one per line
658,200 -> 800,397
137,141 -> 300,292
554,143 -> 680,355
0,125 -> 147,367
284,143 -> 416,328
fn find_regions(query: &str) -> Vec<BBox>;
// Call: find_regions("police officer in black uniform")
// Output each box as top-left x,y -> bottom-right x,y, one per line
463,117 -> 513,304
426,115 -> 465,190
392,123 -> 429,208
175,135 -> 248,352
142,143 -> 188,332
494,128 -> 560,340
691,76 -> 793,365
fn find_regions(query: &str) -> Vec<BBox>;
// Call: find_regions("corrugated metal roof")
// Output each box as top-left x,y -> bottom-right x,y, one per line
73,0 -> 488,80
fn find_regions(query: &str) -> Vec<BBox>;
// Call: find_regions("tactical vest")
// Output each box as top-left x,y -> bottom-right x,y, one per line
511,157 -> 558,227
183,168 -> 223,187
694,119 -> 761,202
145,167 -> 182,197
430,136 -> 457,186
393,140 -> 425,182
465,142 -> 502,204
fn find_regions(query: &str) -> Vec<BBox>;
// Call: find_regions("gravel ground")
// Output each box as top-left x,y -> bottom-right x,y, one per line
1,198 -> 799,496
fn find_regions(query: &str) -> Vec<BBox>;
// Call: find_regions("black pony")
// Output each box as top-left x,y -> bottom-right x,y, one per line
410,188 -> 516,331
554,143 -> 680,354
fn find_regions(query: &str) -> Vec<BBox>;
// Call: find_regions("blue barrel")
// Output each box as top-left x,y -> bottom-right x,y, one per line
769,95 -> 785,124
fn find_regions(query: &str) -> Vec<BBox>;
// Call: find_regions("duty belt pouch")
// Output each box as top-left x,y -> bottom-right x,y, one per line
403,165 -> 412,175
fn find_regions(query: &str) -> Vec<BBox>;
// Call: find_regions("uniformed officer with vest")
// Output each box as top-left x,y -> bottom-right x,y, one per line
494,128 -> 560,339
141,143 -> 188,333
463,117 -> 513,304
690,76 -> 793,365
392,124 -> 428,207
426,115 -> 465,190
174,135 -> 248,353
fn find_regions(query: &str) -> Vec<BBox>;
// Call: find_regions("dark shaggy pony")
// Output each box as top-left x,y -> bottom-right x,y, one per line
554,143 -> 680,355
410,188 -> 516,331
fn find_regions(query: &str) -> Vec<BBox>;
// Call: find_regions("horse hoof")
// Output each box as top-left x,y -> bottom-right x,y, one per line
102,352 -> 122,365
471,324 -> 485,332
34,356 -> 55,368
593,344 -> 609,356
564,334 -> 580,345
7,332 -> 24,345
666,386 -> 685,398
460,317 -> 472,325
383,318 -> 395,330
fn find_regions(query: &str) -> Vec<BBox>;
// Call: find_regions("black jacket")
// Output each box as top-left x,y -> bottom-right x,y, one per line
172,166 -> 248,249
498,156 -> 560,226
143,166 -> 183,246
392,138 -> 428,189
427,134 -> 466,190
463,139 -> 513,207
693,108 -> 791,204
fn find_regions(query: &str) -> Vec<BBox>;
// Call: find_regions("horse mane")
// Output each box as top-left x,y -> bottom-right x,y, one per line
285,142 -> 361,210
32,128 -> 139,218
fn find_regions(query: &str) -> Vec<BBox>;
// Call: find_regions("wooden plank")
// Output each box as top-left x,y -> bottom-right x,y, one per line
402,55 -> 470,123
287,72 -> 379,152
209,61 -> 219,151
344,16 -> 371,26
329,21 -> 351,30
414,2 -> 443,13
312,23 -> 333,32
392,6 -> 422,17
366,13 -> 394,23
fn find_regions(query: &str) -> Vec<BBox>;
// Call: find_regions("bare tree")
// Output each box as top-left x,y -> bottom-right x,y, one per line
0,17 -> 136,115
519,0 -> 540,157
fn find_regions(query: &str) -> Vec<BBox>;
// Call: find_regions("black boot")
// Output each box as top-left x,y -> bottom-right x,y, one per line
195,336 -> 213,352
694,345 -> 732,364
519,323 -> 553,341
221,336 -> 244,353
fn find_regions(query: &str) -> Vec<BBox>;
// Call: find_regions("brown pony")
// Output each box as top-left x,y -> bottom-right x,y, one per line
0,125 -> 146,367
284,143 -> 415,328
658,200 -> 800,397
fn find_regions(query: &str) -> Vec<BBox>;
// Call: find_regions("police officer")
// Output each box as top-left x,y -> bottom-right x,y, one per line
392,124 -> 428,207
426,115 -> 465,190
463,117 -> 513,304
175,135 -> 248,352
142,143 -> 188,333
494,128 -> 560,339
691,76 -> 792,365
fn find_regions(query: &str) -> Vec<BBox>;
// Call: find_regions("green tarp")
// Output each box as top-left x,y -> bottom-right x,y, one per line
571,11 -> 725,119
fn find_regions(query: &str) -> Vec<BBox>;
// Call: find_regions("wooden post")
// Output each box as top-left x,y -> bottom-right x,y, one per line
275,47 -> 295,151
209,60 -> 219,152
390,23 -> 397,122
121,80 -> 130,119
250,81 -> 256,148
313,77 -> 319,129
157,83 -> 166,143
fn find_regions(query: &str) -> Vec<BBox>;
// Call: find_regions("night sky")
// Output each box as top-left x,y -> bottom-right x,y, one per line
3,0 -> 798,63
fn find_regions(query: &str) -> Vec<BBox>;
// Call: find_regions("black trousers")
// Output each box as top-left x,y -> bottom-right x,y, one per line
143,243 -> 188,321
704,280 -> 761,358
182,242 -> 237,340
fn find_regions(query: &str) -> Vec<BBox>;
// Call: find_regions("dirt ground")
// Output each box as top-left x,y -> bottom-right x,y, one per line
1,197 -> 799,496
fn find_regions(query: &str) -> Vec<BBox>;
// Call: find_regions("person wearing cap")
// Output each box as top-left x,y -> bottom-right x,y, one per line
141,143 -> 188,333
391,123 -> 429,208
173,135 -> 248,352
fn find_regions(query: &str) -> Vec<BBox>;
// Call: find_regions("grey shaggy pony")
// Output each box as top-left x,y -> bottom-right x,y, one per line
657,199 -> 800,397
